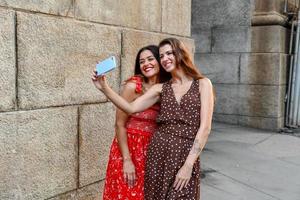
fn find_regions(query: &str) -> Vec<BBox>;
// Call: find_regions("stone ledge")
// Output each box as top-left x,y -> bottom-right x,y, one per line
252,11 -> 289,26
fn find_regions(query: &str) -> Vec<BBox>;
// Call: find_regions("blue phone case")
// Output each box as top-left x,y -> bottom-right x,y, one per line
96,56 -> 117,75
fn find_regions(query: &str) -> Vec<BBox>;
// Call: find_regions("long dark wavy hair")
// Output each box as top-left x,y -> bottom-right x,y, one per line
159,38 -> 204,80
134,45 -> 171,83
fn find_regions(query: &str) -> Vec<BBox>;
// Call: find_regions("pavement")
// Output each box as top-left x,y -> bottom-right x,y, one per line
200,122 -> 300,200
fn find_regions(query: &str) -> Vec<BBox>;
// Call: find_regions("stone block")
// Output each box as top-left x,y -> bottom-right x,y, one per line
214,84 -> 285,118
251,26 -> 289,53
0,107 -> 78,200
238,85 -> 286,118
191,28 -> 211,53
75,0 -> 161,32
214,113 -> 284,130
121,30 -> 194,81
212,26 -> 251,53
0,9 -> 15,111
79,103 -> 115,187
195,53 -> 240,84
192,0 -> 252,29
121,30 -> 163,82
49,181 -> 104,200
17,13 -> 121,109
0,0 -> 74,16
162,0 -> 191,36
214,84 -> 240,115
213,113 -> 239,125
238,116 -> 284,130
240,53 -> 288,85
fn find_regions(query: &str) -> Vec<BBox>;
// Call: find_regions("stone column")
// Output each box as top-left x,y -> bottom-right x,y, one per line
192,0 -> 291,130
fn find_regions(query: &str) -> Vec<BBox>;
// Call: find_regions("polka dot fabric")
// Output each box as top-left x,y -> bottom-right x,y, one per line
144,80 -> 201,200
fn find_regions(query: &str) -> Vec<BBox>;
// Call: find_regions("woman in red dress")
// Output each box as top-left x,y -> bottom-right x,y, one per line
102,45 -> 171,200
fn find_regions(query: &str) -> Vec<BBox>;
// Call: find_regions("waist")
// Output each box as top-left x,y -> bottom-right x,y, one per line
127,127 -> 155,137
157,123 -> 198,140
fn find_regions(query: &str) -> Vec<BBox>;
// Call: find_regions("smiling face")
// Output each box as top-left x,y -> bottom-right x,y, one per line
159,44 -> 176,73
139,50 -> 160,78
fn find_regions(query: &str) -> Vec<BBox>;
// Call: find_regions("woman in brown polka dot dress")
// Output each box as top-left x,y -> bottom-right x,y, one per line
92,38 -> 214,200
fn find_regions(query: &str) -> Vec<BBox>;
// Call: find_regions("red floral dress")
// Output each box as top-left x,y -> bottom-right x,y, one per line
103,76 -> 159,200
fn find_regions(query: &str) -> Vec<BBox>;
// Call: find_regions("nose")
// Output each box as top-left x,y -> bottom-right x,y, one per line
160,56 -> 168,65
143,60 -> 150,67
160,55 -> 166,62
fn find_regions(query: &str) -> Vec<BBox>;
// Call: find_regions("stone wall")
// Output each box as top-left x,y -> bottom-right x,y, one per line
192,0 -> 291,130
0,1 -> 193,199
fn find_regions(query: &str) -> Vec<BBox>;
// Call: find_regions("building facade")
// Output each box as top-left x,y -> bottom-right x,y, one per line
192,0 -> 294,130
0,1 -> 193,199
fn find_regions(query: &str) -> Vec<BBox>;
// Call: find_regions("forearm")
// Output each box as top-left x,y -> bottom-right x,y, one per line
184,126 -> 211,166
116,125 -> 131,160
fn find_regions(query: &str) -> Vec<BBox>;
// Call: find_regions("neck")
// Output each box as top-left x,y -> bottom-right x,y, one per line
170,67 -> 191,84
147,75 -> 159,86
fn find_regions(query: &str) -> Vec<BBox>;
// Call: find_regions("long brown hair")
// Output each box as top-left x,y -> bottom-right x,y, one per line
159,38 -> 204,80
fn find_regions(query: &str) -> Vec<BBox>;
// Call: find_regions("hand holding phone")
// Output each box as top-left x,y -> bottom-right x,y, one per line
96,56 -> 117,76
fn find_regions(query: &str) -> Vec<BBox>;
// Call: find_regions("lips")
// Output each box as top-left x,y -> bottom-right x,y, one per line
143,66 -> 154,72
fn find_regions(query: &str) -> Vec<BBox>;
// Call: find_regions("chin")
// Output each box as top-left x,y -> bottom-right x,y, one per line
165,67 -> 175,72
144,73 -> 155,78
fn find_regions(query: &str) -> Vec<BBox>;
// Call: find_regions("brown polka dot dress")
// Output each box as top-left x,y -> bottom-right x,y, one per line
144,79 -> 201,200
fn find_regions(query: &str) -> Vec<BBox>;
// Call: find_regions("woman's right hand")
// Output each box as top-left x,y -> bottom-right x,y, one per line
91,69 -> 108,92
123,159 -> 136,187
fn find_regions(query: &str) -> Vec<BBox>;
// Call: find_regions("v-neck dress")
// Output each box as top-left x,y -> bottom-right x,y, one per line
144,79 -> 201,200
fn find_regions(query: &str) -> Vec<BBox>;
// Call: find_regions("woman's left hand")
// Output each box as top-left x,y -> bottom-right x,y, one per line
173,163 -> 193,191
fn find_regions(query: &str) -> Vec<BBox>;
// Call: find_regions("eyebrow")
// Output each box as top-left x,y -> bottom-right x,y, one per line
139,55 -> 154,60
160,50 -> 173,55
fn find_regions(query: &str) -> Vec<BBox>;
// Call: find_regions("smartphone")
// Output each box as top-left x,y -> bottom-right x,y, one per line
96,56 -> 117,76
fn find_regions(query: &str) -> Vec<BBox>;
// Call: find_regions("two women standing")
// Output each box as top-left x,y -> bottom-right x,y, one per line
93,38 -> 214,200
102,45 -> 170,199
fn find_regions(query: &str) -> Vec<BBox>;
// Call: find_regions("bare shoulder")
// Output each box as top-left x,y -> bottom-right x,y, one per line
122,81 -> 136,92
199,77 -> 213,90
150,83 -> 163,94
120,81 -> 139,100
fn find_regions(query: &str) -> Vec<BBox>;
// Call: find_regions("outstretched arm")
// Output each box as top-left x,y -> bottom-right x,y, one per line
91,71 -> 161,114
115,81 -> 139,187
173,78 -> 214,191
